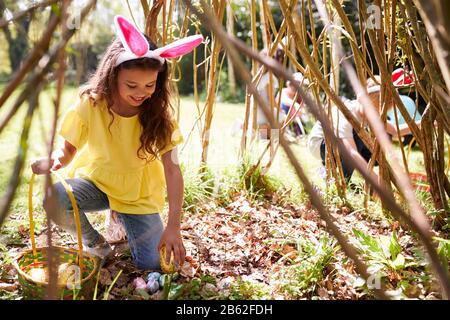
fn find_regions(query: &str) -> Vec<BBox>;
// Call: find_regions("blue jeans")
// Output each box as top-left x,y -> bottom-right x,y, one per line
44,178 -> 164,270
320,129 -> 374,182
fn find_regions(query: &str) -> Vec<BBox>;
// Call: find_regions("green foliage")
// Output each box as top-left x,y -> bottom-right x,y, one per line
0,72 -> 10,83
0,290 -> 21,300
226,278 -> 271,300
434,237 -> 450,270
217,69 -> 246,103
350,228 -> 431,299
179,277 -> 206,300
352,229 -> 412,273
0,243 -> 12,269
162,273 -> 271,300
182,158 -> 289,213
236,156 -> 285,202
276,235 -> 337,298
351,229 -> 438,299
169,274 -> 218,300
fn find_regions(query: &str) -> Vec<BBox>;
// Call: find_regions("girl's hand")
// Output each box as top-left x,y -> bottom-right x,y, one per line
158,224 -> 186,268
30,157 -> 62,175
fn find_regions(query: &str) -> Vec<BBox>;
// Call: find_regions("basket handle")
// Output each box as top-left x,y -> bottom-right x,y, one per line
29,172 -> 84,274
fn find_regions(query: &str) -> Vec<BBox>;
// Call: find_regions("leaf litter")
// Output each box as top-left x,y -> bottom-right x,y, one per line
0,191 -> 447,300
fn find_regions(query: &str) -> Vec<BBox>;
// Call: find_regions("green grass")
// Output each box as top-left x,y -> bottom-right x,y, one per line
181,163 -> 217,213
274,235 -> 337,299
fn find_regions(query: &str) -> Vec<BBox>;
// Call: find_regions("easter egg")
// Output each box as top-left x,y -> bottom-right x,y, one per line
146,278 -> 159,294
146,272 -> 161,282
132,277 -> 147,290
159,245 -> 177,274
28,267 -> 48,283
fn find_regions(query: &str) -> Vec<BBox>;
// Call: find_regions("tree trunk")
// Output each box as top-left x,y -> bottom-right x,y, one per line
226,2 -> 236,98
0,0 -> 30,72
328,0 -> 342,94
413,0 -> 450,94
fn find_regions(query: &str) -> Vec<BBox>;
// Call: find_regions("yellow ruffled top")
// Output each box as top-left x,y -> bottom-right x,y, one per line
58,96 -> 183,214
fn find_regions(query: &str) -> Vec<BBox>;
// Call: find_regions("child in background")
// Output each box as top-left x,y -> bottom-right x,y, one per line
388,68 -> 424,148
30,16 -> 203,270
308,76 -> 420,183
254,46 -> 286,139
277,72 -> 310,137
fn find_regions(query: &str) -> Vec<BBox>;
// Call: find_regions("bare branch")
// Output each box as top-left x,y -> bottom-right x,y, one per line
0,12 -> 60,110
0,0 -> 59,29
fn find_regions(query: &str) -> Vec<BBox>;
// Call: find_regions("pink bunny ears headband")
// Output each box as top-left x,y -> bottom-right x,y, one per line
114,15 -> 203,67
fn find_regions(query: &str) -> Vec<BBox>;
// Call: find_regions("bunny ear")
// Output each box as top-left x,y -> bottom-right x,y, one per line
114,15 -> 149,57
154,35 -> 203,59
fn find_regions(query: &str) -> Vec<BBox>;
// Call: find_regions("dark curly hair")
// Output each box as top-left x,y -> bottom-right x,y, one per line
79,36 -> 174,161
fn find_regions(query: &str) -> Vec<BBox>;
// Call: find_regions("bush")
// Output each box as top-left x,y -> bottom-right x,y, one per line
275,235 -> 337,298
217,69 -> 246,103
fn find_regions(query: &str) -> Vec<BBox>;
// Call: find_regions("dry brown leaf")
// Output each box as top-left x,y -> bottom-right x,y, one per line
18,225 -> 29,238
280,244 -> 297,259
180,260 -> 197,278
0,282 -> 19,292
318,287 -> 329,299
99,268 -> 112,286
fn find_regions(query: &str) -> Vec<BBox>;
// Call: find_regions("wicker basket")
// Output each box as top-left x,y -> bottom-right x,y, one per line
13,172 -> 100,299
13,246 -> 98,299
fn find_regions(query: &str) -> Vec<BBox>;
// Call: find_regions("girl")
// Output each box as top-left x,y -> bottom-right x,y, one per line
277,72 -> 310,137
254,46 -> 285,139
30,16 -> 203,270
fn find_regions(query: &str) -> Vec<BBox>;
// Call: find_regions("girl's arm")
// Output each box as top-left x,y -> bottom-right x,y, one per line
31,140 -> 77,174
159,147 -> 186,267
